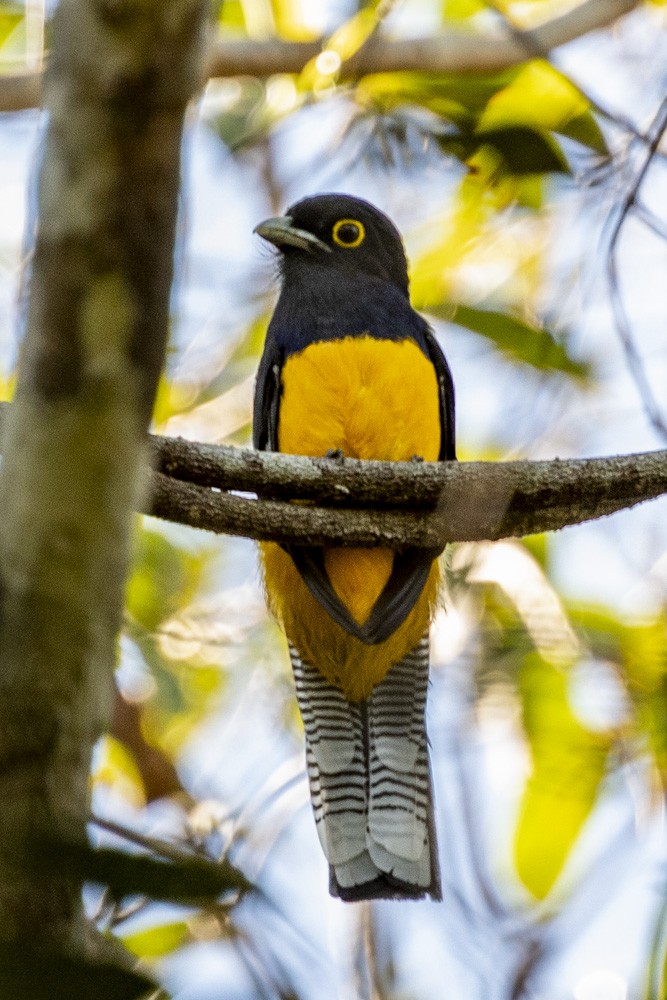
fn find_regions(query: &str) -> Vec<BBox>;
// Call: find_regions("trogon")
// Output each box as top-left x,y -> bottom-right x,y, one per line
253,193 -> 456,901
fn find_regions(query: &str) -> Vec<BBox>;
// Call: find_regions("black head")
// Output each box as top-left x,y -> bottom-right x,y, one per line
254,193 -> 409,297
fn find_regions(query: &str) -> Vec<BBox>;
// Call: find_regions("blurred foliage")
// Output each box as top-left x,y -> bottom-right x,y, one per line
0,947 -> 154,1000
4,0 -> 665,995
106,0 -> 666,982
0,2 -> 25,68
514,652 -> 612,898
37,837 -> 252,904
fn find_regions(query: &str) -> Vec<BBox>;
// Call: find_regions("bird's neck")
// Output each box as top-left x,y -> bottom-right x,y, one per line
271,265 -> 420,350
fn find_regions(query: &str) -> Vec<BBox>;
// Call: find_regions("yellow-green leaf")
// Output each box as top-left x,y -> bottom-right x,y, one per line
430,303 -> 590,380
478,61 -> 607,155
269,0 -> 319,40
514,654 -> 612,898
122,921 -> 190,959
442,0 -> 486,19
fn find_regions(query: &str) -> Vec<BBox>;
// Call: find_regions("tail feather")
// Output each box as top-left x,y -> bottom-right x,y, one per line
289,636 -> 440,902
291,646 -> 367,865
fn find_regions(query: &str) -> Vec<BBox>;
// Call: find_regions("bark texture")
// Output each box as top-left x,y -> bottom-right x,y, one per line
0,0 -> 206,963
148,444 -> 667,547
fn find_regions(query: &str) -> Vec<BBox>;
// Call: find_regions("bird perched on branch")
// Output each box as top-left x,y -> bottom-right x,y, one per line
253,193 -> 455,901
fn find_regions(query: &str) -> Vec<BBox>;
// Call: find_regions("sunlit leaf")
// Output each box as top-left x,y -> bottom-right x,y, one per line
442,0 -> 486,19
559,111 -> 608,156
520,533 -> 549,571
619,614 -> 667,784
152,374 -> 201,427
0,5 -> 24,61
571,603 -> 667,790
429,303 -> 590,379
269,0 -> 318,40
0,373 -> 15,402
478,62 -> 607,155
356,70 -> 516,124
93,735 -> 146,807
122,921 -> 191,959
218,0 -> 247,32
206,78 -> 279,152
514,653 -> 612,898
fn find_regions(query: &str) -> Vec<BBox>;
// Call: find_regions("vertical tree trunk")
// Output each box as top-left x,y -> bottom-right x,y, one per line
0,0 -> 206,957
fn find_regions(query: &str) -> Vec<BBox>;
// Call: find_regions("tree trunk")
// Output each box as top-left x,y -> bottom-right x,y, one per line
0,0 -> 206,962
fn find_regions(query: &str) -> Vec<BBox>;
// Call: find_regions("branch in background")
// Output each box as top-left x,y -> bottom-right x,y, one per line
111,688 -> 191,806
148,444 -> 667,547
0,0 -> 641,112
607,95 -> 667,445
207,0 -> 639,77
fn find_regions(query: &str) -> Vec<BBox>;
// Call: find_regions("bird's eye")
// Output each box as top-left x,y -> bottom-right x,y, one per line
332,218 -> 365,248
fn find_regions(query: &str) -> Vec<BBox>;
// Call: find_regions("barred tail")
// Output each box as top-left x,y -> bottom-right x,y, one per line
289,635 -> 440,902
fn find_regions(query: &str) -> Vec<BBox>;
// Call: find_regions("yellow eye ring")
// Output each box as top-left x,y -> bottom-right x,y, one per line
332,218 -> 365,249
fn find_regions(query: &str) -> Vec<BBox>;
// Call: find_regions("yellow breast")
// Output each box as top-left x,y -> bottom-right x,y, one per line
260,335 -> 441,701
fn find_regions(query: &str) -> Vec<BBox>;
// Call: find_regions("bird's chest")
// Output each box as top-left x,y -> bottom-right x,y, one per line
277,334 -> 441,461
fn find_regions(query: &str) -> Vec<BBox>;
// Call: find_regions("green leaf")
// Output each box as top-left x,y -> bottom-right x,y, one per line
218,0 -> 246,32
0,947 -> 154,1000
442,0 -> 486,19
477,61 -> 608,155
122,921 -> 190,959
557,110 -> 607,156
431,303 -> 590,379
435,124 -> 569,176
0,6 -> 23,53
356,70 -> 517,123
514,654 -> 612,898
474,125 -> 570,175
36,838 -> 253,904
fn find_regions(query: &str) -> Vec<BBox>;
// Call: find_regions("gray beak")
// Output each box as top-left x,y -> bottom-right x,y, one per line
254,215 -> 332,253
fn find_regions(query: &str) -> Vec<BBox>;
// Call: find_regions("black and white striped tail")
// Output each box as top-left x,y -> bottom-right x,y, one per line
289,636 -> 441,902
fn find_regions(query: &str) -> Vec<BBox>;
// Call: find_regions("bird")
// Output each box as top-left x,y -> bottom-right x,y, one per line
253,193 -> 455,902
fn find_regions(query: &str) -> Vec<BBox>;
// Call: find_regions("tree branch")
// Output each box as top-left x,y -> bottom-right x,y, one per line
147,439 -> 667,547
0,401 -> 663,547
206,0 -> 639,78
0,0 -> 640,112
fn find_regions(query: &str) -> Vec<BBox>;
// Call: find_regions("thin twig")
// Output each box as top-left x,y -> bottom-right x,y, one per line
606,96 -> 667,443
633,199 -> 667,243
89,813 -> 202,865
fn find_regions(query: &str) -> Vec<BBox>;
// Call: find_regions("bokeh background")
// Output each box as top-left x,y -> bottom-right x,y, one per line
2,1 -> 667,997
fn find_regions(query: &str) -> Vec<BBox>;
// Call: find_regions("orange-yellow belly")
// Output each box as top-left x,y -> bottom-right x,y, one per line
260,335 -> 441,701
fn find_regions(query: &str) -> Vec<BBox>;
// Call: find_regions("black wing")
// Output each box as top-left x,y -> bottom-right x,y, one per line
253,332 -> 282,452
423,324 -> 456,461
